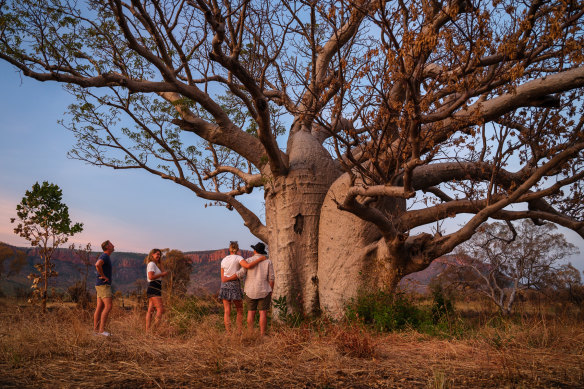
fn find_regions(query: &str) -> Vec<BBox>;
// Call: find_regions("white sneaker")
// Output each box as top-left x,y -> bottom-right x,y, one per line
98,331 -> 111,337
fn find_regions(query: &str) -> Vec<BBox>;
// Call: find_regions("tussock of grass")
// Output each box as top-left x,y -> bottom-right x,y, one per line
0,297 -> 582,388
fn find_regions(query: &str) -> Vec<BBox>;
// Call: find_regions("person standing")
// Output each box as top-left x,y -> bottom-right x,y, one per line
94,240 -> 114,336
145,248 -> 168,331
219,241 -> 266,333
239,242 -> 274,336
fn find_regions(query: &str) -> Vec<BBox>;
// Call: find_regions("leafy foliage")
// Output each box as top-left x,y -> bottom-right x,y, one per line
272,295 -> 304,327
345,291 -> 426,332
168,295 -> 219,335
431,284 -> 455,324
67,281 -> 91,308
541,263 -> 584,307
344,289 -> 467,338
10,181 -> 83,311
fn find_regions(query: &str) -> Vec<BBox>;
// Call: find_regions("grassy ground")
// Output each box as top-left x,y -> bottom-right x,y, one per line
0,296 -> 582,388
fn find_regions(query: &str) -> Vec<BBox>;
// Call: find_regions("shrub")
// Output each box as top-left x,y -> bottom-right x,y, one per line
345,291 -> 426,332
67,282 -> 91,308
272,295 -> 304,327
344,290 -> 469,338
431,285 -> 455,324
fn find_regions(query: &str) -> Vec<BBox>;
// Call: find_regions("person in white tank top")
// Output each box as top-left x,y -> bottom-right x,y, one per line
145,248 -> 168,331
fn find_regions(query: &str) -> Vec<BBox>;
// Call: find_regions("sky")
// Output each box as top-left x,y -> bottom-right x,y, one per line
1,60 -> 584,271
0,61 -> 261,254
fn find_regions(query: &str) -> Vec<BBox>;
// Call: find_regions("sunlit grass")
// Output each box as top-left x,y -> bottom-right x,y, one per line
0,295 -> 582,388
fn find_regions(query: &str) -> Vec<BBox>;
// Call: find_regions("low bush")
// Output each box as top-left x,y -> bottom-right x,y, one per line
345,289 -> 468,338
345,291 -> 426,331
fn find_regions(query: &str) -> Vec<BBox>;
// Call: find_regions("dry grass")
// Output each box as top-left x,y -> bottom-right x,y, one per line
0,297 -> 582,388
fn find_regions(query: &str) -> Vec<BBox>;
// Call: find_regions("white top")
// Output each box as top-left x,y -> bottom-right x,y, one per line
147,261 -> 162,282
221,254 -> 244,278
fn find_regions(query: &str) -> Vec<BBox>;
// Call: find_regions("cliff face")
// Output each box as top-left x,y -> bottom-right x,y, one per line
0,243 -> 254,296
397,254 -> 474,294
2,241 -> 469,298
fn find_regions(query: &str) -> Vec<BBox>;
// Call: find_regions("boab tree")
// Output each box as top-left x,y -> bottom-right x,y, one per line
1,0 -> 583,316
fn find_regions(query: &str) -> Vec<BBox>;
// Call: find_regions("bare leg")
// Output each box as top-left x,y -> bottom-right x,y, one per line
259,310 -> 268,336
146,298 -> 155,331
247,310 -> 256,334
151,297 -> 165,328
234,300 -> 243,334
94,298 -> 104,332
222,300 -> 232,332
98,297 -> 112,333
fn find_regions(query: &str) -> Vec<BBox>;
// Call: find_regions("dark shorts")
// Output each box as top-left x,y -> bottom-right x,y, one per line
245,293 -> 272,311
219,280 -> 243,301
147,280 -> 162,298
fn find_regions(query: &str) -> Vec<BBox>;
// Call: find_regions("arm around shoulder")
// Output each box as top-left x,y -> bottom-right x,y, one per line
240,255 -> 266,269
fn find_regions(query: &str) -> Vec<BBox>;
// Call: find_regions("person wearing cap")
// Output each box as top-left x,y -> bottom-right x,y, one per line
219,241 -> 267,334
237,242 -> 275,336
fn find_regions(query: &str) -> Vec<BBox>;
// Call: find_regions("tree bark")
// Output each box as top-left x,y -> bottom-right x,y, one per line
318,173 -> 410,317
264,131 -> 341,316
42,253 -> 48,313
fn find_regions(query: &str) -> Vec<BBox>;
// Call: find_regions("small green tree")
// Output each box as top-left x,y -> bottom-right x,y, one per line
10,181 -> 83,312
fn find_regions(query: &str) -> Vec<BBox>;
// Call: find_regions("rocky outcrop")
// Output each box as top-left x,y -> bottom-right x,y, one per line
0,243 -> 254,296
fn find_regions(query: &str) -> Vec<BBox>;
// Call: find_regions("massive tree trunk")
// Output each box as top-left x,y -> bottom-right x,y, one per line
264,131 -> 341,316
318,173 -> 408,318
264,133 -> 431,318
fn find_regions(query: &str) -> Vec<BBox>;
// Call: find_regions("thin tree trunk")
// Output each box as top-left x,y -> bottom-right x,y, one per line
42,254 -> 48,313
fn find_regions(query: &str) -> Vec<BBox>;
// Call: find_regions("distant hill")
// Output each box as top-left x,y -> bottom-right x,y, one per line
1,241 -> 470,298
0,242 -> 251,297
397,254 -> 478,294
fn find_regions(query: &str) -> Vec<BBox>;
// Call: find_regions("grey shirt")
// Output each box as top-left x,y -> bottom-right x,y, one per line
237,253 -> 275,299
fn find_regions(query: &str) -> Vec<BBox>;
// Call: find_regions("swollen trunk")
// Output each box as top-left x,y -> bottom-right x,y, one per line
264,131 -> 340,316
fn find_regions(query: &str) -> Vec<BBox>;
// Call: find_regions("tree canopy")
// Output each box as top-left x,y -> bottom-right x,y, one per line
1,0 -> 583,315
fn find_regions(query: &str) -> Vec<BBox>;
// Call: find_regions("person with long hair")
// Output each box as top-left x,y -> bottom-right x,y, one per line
219,241 -> 265,333
145,248 -> 168,331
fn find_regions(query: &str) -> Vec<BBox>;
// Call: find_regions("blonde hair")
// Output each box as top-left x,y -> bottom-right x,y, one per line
144,248 -> 162,264
229,241 -> 239,253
